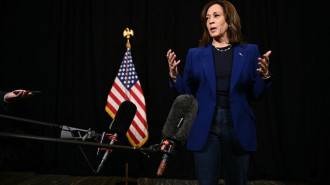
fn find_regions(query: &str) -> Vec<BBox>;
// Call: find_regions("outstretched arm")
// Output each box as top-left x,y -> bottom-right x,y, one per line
4,90 -> 34,103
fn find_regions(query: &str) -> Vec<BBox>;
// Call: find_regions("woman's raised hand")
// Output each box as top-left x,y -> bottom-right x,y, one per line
166,49 -> 181,82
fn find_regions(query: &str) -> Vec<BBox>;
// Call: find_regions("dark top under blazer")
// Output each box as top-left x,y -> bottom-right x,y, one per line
169,43 -> 272,152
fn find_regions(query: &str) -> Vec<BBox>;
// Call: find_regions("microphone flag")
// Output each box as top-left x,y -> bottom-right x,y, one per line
97,101 -> 137,173
105,37 -> 148,148
162,94 -> 198,145
157,94 -> 198,176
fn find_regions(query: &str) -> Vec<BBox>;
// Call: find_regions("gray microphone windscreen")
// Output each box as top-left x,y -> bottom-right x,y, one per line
162,94 -> 198,145
110,101 -> 137,136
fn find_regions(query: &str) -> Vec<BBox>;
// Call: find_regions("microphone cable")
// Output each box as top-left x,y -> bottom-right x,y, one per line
66,125 -> 98,174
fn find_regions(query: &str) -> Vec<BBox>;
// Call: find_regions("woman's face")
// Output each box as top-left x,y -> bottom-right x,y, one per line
206,4 -> 228,39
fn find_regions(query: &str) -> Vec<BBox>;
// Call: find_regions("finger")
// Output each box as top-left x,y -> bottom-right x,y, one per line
258,57 -> 268,67
173,60 -> 181,68
170,53 -> 176,61
16,92 -> 23,98
256,68 -> 267,75
256,68 -> 263,74
258,61 -> 268,69
263,51 -> 272,63
166,49 -> 172,59
17,91 -> 25,95
168,52 -> 172,61
169,53 -> 176,64
263,50 -> 272,57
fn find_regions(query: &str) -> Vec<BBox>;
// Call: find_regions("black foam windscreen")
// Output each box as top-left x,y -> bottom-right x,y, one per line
162,94 -> 198,145
109,101 -> 137,135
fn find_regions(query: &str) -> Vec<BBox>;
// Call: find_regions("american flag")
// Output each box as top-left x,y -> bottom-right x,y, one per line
105,47 -> 148,147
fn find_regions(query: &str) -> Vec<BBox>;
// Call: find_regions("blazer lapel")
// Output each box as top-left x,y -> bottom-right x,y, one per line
200,44 -> 216,96
230,45 -> 247,93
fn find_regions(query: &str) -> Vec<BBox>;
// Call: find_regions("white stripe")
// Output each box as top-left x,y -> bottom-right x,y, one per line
115,78 -> 131,99
128,122 -> 143,141
109,78 -> 128,100
107,95 -> 119,110
110,86 -> 126,102
131,84 -> 146,104
129,97 -> 147,122
129,86 -> 147,120
132,115 -> 147,133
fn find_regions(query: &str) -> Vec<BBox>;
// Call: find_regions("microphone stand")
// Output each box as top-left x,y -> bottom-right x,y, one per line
156,139 -> 175,176
0,131 -> 136,151
60,125 -> 99,141
0,113 -> 162,174
96,133 -> 117,173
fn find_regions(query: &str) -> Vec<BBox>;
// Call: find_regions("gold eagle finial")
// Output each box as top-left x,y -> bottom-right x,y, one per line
123,28 -> 134,48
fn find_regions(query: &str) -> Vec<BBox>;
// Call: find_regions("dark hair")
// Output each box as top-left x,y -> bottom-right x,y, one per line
199,0 -> 244,47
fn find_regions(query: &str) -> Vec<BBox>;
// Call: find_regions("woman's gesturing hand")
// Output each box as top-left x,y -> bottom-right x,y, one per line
257,50 -> 271,79
167,49 -> 181,82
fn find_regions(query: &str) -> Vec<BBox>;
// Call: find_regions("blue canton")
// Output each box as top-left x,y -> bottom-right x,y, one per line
117,48 -> 139,90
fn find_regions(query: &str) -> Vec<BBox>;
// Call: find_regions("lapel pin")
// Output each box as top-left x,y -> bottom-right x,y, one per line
239,52 -> 243,56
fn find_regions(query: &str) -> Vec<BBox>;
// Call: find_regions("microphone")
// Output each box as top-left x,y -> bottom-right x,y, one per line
156,94 -> 198,176
96,100 -> 137,173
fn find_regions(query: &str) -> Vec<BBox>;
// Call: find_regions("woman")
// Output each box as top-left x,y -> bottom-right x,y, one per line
166,0 -> 272,184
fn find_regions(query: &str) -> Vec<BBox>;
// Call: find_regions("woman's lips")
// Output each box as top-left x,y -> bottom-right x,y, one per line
210,27 -> 217,33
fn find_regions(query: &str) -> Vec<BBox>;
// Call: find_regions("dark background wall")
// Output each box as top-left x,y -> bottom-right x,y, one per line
0,0 -> 329,184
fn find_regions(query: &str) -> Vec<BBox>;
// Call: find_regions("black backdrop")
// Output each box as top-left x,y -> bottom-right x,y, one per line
0,0 -> 329,184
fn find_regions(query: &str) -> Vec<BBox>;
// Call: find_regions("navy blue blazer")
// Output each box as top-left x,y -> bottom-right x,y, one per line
170,43 -> 272,152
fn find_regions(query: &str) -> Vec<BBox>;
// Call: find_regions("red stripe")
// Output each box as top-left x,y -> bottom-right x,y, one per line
134,83 -> 144,98
113,81 -> 129,101
130,119 -> 146,138
134,108 -> 148,129
129,96 -> 147,129
132,83 -> 145,108
106,84 -> 123,115
129,84 -> 148,135
127,129 -> 139,145
129,89 -> 146,112
106,101 -> 117,115
109,89 -> 122,106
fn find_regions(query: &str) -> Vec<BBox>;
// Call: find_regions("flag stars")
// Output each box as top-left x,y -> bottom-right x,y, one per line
116,50 -> 139,90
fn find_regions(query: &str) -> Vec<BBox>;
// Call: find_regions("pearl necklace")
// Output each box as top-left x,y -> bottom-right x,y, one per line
213,44 -> 232,52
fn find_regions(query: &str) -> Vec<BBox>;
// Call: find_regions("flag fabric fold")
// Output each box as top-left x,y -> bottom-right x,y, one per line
105,47 -> 148,147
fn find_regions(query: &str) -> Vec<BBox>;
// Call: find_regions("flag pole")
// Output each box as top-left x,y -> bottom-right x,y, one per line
106,27 -> 148,148
122,27 -> 134,99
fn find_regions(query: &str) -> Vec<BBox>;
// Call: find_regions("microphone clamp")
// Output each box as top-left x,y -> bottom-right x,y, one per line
99,133 -> 118,153
160,139 -> 175,154
156,139 -> 175,176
